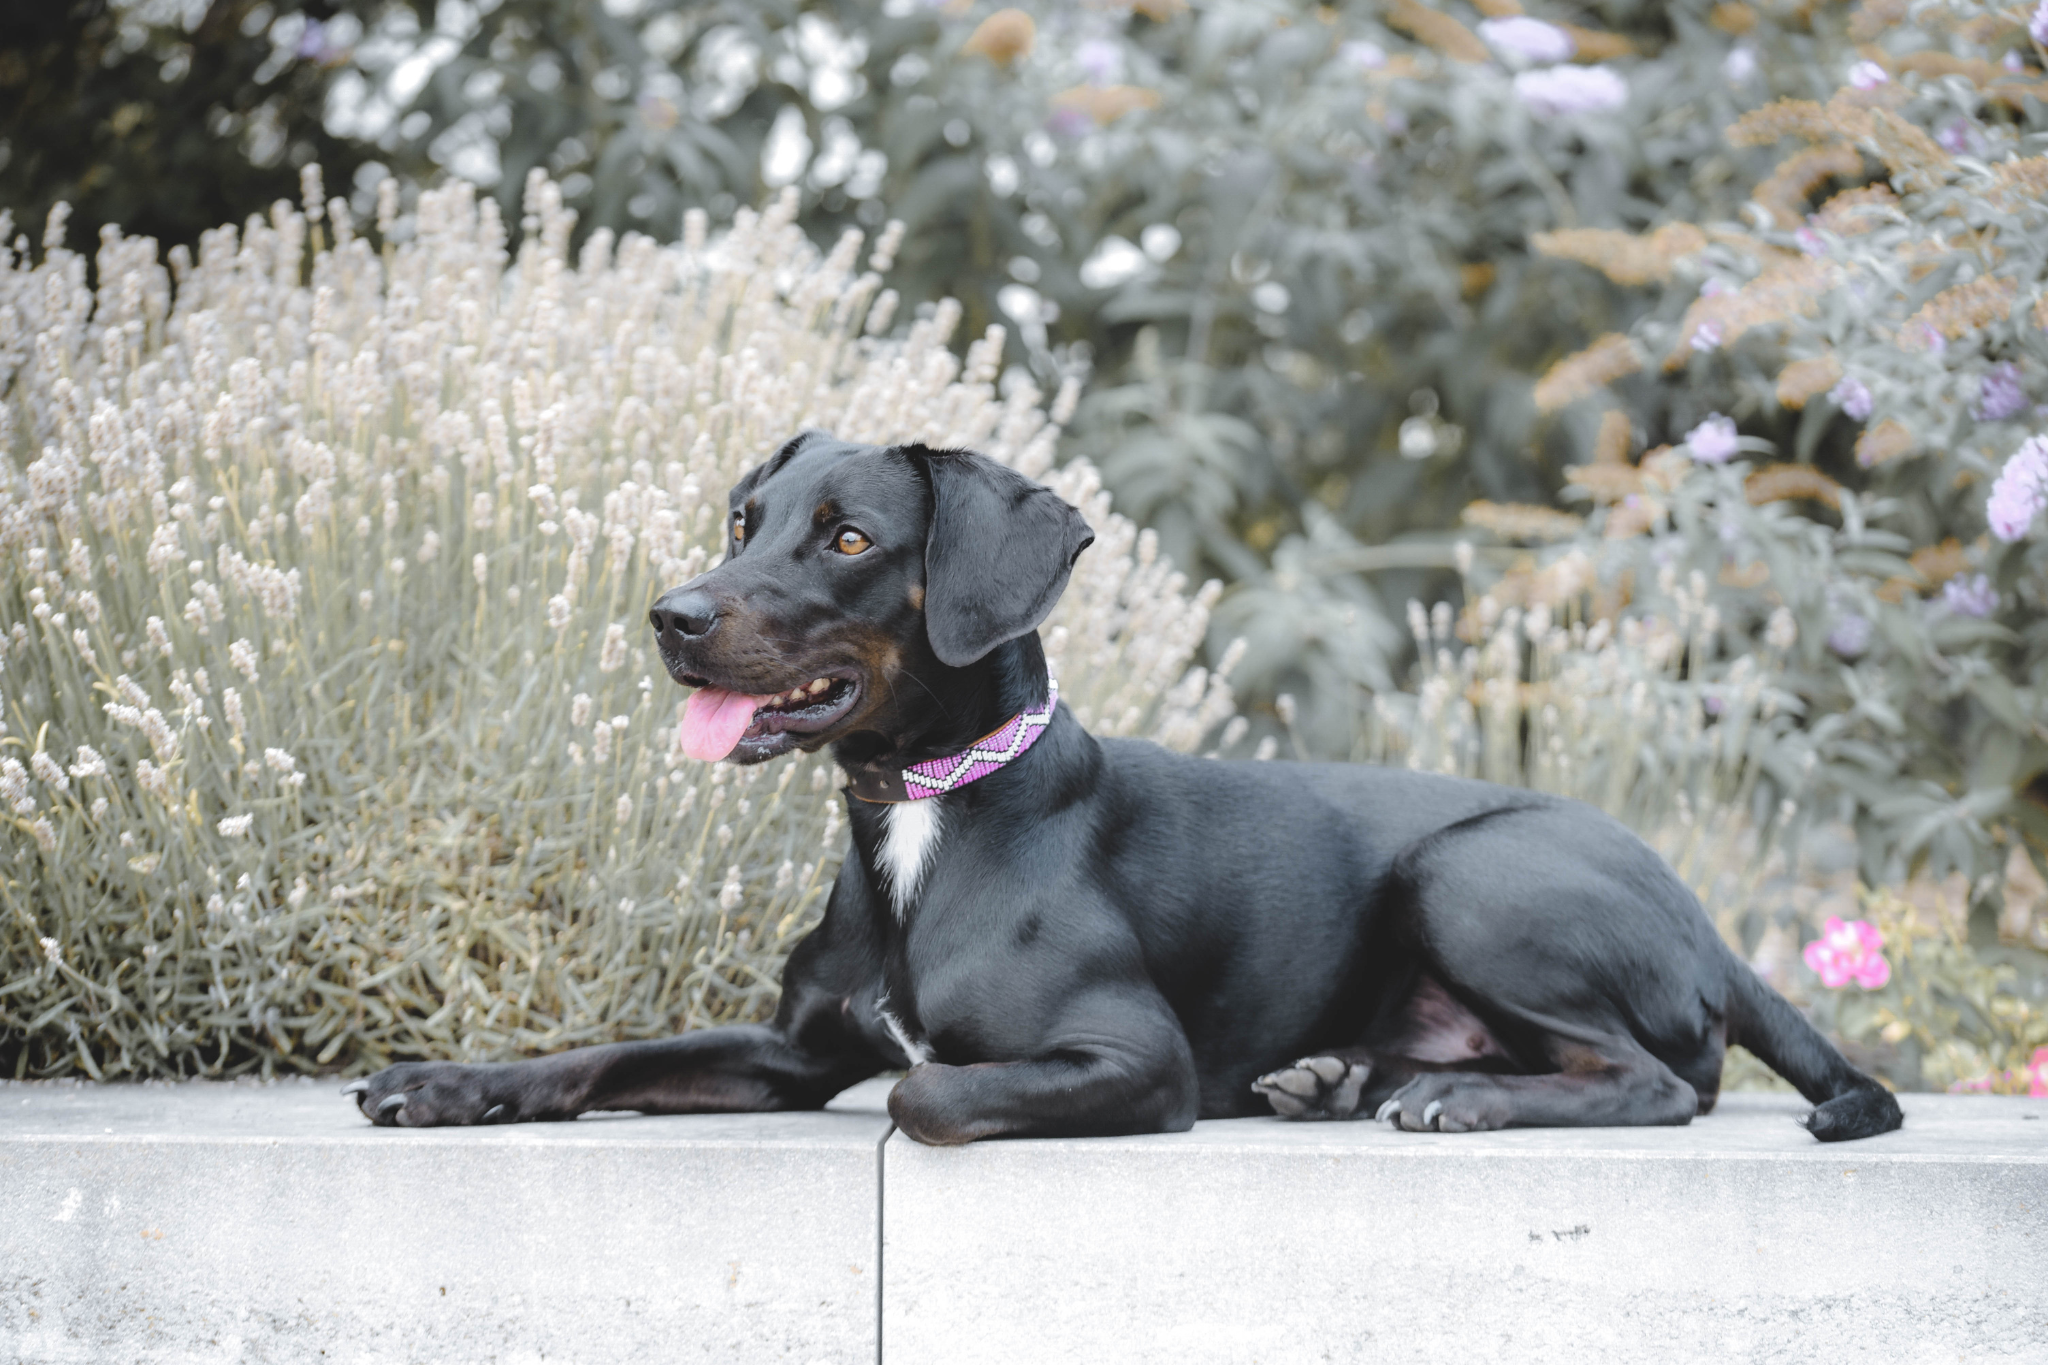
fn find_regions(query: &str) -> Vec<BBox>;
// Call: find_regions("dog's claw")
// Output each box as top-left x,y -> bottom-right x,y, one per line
376,1094 -> 407,1117
1376,1098 -> 1401,1123
340,1080 -> 367,1097
482,1105 -> 506,1123
1422,1099 -> 1443,1128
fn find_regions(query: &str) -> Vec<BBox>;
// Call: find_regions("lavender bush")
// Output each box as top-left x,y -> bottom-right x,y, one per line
0,175 -> 1235,1079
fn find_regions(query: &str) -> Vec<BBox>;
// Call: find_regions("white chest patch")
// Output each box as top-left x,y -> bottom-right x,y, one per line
877,998 -> 933,1067
877,799 -> 944,920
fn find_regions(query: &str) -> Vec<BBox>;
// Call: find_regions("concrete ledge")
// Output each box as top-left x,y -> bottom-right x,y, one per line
884,1094 -> 2048,1365
7,1086 -> 2044,1364
2,1078 -> 895,1365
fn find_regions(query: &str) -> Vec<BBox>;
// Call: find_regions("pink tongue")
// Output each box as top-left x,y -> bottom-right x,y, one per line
680,687 -> 769,762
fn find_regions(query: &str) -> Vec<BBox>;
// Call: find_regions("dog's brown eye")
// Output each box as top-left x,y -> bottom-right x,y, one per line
732,511 -> 746,544
835,529 -> 872,556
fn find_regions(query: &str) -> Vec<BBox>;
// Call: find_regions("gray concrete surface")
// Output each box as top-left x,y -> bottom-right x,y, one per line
7,1082 -> 2044,1365
1,1076 -> 897,1365
883,1093 -> 2048,1365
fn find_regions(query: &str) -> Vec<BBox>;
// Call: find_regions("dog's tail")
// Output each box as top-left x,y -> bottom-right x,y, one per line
1724,957 -> 1903,1141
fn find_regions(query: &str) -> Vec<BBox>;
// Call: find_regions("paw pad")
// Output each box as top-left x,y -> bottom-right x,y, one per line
1252,1056 -> 1370,1119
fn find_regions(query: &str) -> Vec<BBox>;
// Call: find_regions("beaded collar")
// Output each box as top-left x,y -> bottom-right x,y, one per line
844,678 -> 1058,804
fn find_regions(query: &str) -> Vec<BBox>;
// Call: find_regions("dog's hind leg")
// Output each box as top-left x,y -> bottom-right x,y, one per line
1373,1035 -> 1699,1132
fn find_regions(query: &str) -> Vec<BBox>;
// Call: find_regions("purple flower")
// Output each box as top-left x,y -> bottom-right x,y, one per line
1987,435 -> 2048,542
1829,376 -> 1873,421
1479,17 -> 1575,64
1848,60 -> 1889,89
1827,613 -> 1873,658
1974,363 -> 2027,423
1937,118 -> 1980,154
1046,107 -> 1093,139
295,18 -> 346,64
1513,65 -> 1628,117
1700,278 -> 1732,298
1794,225 -> 1827,257
1724,46 -> 1758,83
1940,574 -> 1998,618
2006,50 -> 2028,74
1340,40 -> 1387,70
1076,38 -> 1124,85
2032,0 -> 2048,47
1686,413 -> 1740,464
1690,320 -> 1723,352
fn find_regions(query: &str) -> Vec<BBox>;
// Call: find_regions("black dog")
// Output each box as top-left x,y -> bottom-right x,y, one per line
346,434 -> 1903,1144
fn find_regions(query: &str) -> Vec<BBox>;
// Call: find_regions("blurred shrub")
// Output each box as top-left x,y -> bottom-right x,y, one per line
0,0 -> 374,254
0,176 -> 1231,1078
1493,0 -> 2048,901
5,0 -> 1809,749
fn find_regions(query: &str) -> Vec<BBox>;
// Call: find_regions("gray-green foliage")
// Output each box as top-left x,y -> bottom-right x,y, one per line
50,0 -> 1807,748
1497,0 -> 2048,899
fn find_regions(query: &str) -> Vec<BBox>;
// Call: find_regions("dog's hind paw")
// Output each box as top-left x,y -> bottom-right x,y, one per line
1252,1056 -> 1370,1119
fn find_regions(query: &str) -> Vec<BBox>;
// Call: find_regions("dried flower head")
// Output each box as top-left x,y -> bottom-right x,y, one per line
1385,0 -> 1490,62
1532,333 -> 1641,412
1775,354 -> 1844,409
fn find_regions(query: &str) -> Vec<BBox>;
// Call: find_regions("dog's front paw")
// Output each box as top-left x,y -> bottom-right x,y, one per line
1253,1056 -> 1370,1119
342,1061 -> 519,1128
1373,1075 -> 1505,1133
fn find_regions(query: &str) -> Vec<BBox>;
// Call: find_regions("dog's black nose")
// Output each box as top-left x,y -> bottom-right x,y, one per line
650,588 -> 718,640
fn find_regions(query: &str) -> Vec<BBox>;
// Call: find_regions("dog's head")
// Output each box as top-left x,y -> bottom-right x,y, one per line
649,432 -> 1094,765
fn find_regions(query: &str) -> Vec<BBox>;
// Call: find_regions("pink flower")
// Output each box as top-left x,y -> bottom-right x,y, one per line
1848,60 -> 1889,89
1946,1047 -> 2048,1096
1802,917 -> 1891,990
1690,320 -> 1723,352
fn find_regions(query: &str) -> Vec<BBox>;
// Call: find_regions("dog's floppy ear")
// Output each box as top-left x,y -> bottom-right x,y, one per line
905,445 -> 1095,668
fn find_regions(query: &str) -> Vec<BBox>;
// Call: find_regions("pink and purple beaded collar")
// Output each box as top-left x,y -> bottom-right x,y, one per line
845,678 -> 1058,804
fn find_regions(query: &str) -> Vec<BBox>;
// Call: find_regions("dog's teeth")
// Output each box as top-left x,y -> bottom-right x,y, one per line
807,678 -> 830,695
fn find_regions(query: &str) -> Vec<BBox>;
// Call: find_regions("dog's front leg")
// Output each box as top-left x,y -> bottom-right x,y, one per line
885,992 -> 1199,1144
347,1024 -> 871,1127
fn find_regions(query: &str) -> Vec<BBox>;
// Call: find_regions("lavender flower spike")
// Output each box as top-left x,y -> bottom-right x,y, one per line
1987,435 -> 2048,542
2032,0 -> 2048,47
